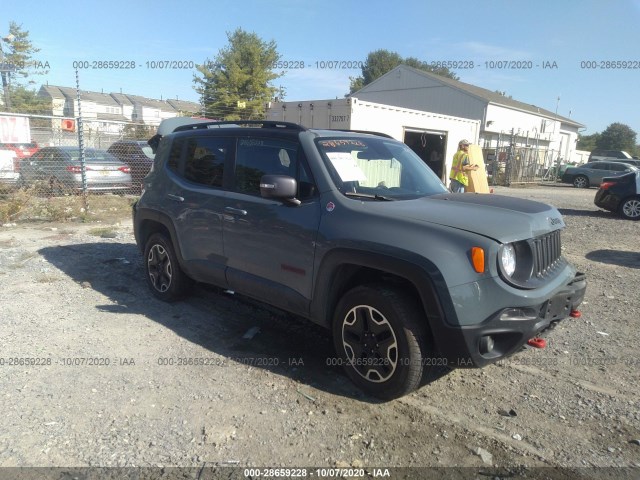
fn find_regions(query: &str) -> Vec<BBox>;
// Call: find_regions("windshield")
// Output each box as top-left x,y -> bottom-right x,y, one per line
316,136 -> 448,199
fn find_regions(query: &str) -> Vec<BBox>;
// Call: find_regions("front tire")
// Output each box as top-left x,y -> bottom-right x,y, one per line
620,197 -> 640,220
144,232 -> 193,301
332,285 -> 431,400
573,175 -> 589,188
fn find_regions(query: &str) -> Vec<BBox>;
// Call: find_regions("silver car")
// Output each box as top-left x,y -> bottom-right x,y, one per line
561,160 -> 638,188
19,146 -> 133,194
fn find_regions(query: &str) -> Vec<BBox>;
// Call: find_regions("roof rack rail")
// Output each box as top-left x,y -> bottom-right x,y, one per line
173,120 -> 307,132
324,129 -> 394,139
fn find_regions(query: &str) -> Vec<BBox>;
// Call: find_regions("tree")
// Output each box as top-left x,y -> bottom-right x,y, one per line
193,28 -> 283,120
348,49 -> 459,94
577,132 -> 600,152
596,123 -> 637,153
1,21 -> 47,112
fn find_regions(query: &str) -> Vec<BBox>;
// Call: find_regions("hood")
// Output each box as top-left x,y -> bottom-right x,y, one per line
377,193 -> 564,243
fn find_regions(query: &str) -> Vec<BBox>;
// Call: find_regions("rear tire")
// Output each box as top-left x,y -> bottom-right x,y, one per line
144,232 -> 193,301
620,196 -> 640,220
332,285 -> 431,400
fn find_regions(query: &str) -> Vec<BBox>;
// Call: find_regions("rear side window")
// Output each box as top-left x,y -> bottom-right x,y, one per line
609,163 -> 628,172
167,138 -> 185,172
183,137 -> 229,187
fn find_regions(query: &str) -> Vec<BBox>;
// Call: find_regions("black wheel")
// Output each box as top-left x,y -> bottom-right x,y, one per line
332,285 -> 430,400
143,232 -> 193,301
573,175 -> 589,188
620,196 -> 640,220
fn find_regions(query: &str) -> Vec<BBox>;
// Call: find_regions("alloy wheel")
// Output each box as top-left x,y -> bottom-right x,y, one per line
341,305 -> 398,383
622,198 -> 640,219
147,244 -> 172,292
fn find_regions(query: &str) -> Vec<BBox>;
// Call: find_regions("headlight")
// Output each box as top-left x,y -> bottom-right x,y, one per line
500,244 -> 517,277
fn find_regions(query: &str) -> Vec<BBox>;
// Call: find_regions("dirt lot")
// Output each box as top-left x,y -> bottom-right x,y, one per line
0,185 -> 639,478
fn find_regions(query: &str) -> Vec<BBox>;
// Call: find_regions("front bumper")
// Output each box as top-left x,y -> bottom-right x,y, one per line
432,271 -> 587,368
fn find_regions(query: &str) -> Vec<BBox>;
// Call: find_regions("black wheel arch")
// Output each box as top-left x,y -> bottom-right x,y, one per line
134,207 -> 186,266
310,248 -> 456,335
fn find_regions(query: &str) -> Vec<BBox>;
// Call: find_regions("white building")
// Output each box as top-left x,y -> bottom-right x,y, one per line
352,65 -> 585,165
267,97 -> 479,181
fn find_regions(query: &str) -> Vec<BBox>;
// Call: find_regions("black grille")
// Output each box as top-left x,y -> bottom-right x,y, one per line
532,230 -> 562,277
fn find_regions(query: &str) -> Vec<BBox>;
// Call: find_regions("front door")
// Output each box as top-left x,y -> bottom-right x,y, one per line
223,135 -> 321,316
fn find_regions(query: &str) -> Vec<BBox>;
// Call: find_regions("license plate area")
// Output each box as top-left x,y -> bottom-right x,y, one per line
541,293 -> 572,321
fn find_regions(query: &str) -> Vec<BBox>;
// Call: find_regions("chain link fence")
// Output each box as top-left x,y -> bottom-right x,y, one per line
484,146 -> 561,186
0,112 -> 158,223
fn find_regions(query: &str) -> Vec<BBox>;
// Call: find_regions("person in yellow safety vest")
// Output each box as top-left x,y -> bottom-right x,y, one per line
449,139 -> 479,193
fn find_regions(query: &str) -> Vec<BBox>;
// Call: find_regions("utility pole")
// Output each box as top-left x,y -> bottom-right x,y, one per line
0,33 -> 16,111
552,96 -> 561,177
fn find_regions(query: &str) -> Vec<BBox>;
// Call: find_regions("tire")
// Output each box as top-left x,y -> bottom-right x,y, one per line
573,175 -> 589,188
143,232 -> 193,301
332,284 -> 431,400
620,196 -> 640,220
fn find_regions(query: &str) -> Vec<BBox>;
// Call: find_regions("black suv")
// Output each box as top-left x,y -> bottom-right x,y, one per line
588,149 -> 635,163
133,120 -> 586,399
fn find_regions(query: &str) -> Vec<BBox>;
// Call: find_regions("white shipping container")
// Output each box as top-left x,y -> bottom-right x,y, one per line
267,97 -> 480,183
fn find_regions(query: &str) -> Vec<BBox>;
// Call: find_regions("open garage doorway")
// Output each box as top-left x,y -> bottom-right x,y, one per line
403,129 -> 447,181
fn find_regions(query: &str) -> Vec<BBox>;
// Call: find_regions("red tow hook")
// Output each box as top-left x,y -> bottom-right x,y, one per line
570,310 -> 582,318
527,337 -> 547,349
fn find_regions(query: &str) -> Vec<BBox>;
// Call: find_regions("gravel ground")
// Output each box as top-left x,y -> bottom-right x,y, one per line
0,184 -> 639,478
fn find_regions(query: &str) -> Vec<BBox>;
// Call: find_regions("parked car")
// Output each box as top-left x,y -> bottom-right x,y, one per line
19,146 -> 132,194
133,120 -> 586,400
107,140 -> 155,190
607,158 -> 640,168
0,142 -> 39,160
588,149 -> 634,163
0,148 -> 20,190
594,171 -> 640,220
561,161 -> 638,188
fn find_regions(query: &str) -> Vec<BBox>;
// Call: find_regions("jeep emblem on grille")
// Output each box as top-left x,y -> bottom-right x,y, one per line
549,217 -> 562,226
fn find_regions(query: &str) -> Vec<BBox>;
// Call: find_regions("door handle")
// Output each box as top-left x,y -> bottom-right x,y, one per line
224,206 -> 247,216
166,194 -> 184,202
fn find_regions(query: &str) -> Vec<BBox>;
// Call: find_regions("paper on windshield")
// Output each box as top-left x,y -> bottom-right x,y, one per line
326,152 -> 367,182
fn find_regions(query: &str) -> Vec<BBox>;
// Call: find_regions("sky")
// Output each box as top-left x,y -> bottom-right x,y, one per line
4,0 -> 640,136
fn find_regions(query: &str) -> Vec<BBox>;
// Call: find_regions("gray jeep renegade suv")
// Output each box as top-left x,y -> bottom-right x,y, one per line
133,120 -> 586,400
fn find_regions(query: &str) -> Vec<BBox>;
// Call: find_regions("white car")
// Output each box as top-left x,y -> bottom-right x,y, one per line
0,149 -> 20,189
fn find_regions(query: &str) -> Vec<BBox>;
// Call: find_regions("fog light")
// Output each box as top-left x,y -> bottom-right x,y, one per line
479,335 -> 495,355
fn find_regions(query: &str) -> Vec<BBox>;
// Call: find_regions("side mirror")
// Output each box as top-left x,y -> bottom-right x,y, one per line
260,175 -> 300,206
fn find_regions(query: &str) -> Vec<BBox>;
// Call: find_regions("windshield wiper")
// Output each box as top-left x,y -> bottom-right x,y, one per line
344,192 -> 394,201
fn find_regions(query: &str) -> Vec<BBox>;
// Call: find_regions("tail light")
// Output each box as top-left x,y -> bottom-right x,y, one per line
66,165 -> 93,173
119,166 -> 131,173
599,181 -> 615,190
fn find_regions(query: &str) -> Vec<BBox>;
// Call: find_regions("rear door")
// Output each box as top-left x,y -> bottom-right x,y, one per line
161,134 -> 232,286
586,162 -> 610,185
223,134 -> 321,315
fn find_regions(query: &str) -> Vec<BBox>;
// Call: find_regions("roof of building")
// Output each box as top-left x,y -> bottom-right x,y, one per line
166,99 -> 201,114
354,65 -> 584,128
39,85 -> 199,114
110,93 -> 135,106
125,94 -> 176,112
